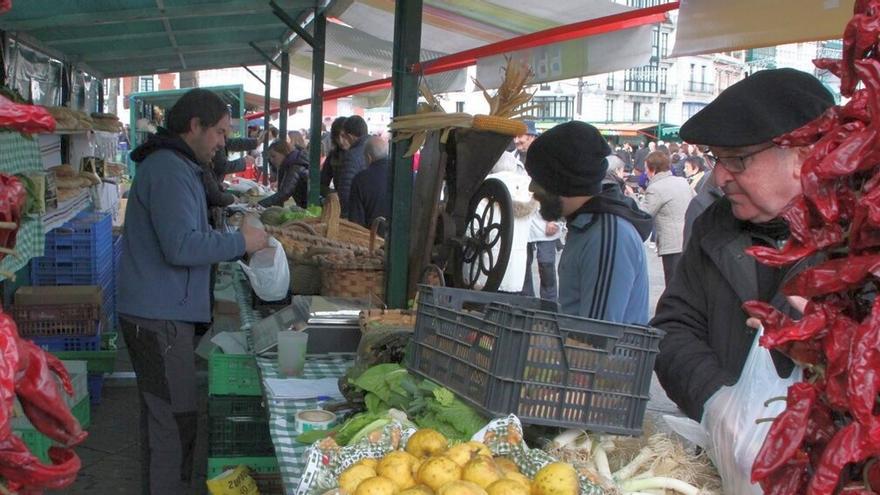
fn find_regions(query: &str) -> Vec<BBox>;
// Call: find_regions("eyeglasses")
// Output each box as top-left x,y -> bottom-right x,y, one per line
706,144 -> 776,174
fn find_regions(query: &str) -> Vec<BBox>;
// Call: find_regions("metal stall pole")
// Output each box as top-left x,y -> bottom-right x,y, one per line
279,52 -> 289,140
386,0 -> 423,308
263,63 -> 272,184
308,11 -> 326,206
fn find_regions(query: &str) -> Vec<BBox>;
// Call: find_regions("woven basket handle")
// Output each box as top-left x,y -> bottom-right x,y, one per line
285,221 -> 318,236
323,193 -> 341,240
369,217 -> 386,255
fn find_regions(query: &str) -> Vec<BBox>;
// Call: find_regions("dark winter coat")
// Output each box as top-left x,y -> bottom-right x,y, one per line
652,197 -> 803,421
258,148 -> 309,208
347,157 -> 391,235
336,136 -> 369,216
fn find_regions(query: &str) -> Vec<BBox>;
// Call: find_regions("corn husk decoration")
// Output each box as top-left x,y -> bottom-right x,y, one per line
389,58 -> 537,156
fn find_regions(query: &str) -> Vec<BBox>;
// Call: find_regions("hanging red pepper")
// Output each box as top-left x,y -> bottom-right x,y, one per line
0,95 -> 55,135
0,315 -> 18,442
759,449 -> 811,495
753,382 -> 818,482
745,239 -> 816,267
808,422 -> 871,494
823,313 -> 859,411
0,0 -> 10,14
846,300 -> 880,425
759,306 -> 827,350
783,254 -> 880,297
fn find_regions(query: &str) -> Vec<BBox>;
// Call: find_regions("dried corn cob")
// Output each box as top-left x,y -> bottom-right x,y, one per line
472,114 -> 528,136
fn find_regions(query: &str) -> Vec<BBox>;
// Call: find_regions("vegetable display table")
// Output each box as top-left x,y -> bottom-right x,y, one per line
254,356 -> 353,494
231,261 -> 354,493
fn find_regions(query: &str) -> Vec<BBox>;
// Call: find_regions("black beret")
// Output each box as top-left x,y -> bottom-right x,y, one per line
525,121 -> 611,197
680,68 -> 835,147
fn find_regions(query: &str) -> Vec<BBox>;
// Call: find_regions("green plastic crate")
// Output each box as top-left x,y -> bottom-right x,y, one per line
207,456 -> 283,495
53,332 -> 118,374
208,349 -> 261,396
14,397 -> 90,464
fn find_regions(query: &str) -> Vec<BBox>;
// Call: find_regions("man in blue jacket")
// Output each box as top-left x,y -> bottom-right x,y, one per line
524,121 -> 652,325
118,88 -> 268,494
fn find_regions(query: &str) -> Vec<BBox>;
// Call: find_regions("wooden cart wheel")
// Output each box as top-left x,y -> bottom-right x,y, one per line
452,178 -> 513,291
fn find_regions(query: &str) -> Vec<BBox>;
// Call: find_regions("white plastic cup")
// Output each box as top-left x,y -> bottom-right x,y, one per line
277,331 -> 308,377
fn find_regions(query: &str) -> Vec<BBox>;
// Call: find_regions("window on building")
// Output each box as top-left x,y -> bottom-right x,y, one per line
632,102 -> 642,122
659,67 -> 668,94
659,102 -> 667,123
606,72 -> 615,90
606,99 -> 615,122
624,66 -> 658,93
700,65 -> 707,84
683,102 -> 707,120
661,33 -> 669,58
517,95 -> 574,122
139,76 -> 154,92
456,101 -> 465,113
651,27 -> 660,61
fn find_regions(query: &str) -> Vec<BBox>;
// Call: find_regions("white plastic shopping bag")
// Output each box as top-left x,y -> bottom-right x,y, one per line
239,236 -> 290,301
664,326 -> 802,494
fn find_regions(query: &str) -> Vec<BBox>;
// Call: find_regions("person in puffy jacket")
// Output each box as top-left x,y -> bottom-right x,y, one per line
258,140 -> 309,208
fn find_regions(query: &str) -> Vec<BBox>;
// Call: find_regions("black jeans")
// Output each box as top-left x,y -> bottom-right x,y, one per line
120,315 -> 198,495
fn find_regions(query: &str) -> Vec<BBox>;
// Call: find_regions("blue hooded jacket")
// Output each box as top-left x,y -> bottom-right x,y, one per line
118,130 -> 245,323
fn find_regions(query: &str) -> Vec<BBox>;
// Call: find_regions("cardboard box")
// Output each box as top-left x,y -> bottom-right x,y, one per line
14,286 -> 103,307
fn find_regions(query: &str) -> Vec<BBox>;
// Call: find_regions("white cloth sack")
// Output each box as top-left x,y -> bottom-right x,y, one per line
664,326 -> 802,494
239,236 -> 290,301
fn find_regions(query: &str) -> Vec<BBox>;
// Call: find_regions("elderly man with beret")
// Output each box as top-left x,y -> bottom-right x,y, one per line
653,68 -> 836,422
524,121 -> 653,325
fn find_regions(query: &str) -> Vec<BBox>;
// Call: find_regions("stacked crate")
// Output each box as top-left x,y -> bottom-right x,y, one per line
29,211 -> 115,403
207,349 -> 281,493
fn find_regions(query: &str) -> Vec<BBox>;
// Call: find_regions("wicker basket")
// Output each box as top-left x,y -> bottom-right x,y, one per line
317,218 -> 386,302
279,193 -> 384,250
288,246 -> 346,296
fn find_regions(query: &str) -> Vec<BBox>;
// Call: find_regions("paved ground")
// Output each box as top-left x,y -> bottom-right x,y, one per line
49,247 -> 681,494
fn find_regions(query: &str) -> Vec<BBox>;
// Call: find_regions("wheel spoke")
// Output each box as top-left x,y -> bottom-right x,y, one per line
468,258 -> 479,286
485,225 -> 501,247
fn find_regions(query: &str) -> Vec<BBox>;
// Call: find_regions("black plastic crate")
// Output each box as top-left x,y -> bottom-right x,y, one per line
208,396 -> 266,418
407,285 -> 664,436
208,415 -> 274,457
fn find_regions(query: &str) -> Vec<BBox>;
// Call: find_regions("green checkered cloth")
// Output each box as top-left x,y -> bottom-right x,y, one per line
1,216 -> 44,281
0,133 -> 43,174
0,133 -> 46,282
255,356 -> 353,495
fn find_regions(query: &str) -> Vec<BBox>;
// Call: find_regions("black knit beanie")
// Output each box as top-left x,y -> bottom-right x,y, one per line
524,121 -> 611,196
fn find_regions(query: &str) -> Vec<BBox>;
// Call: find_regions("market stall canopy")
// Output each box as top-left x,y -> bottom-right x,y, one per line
300,0 -> 659,96
0,0 -> 321,78
672,0 -> 855,57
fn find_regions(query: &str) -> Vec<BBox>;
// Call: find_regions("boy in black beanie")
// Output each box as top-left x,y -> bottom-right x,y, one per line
525,121 -> 653,324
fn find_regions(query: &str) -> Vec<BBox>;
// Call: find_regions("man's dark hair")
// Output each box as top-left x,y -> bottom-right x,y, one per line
342,115 -> 368,138
165,88 -> 229,135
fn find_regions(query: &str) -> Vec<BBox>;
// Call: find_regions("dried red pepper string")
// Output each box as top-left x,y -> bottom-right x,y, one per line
752,382 -> 818,482
0,319 -> 18,442
746,2 -> 880,492
0,95 -> 55,135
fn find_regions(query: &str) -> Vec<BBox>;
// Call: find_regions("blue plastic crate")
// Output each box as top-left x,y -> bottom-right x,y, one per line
30,324 -> 103,352
31,258 -> 113,286
45,211 -> 112,250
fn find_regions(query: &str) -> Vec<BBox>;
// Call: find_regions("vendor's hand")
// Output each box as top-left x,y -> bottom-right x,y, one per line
545,222 -> 559,236
240,219 -> 269,254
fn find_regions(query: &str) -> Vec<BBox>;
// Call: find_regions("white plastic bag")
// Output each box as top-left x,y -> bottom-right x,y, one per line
239,236 -> 290,301
664,326 -> 802,494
